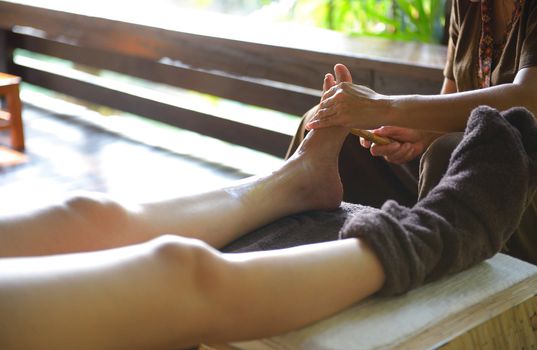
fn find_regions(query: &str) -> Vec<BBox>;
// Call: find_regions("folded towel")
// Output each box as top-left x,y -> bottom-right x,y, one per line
340,106 -> 537,295
223,203 -> 366,253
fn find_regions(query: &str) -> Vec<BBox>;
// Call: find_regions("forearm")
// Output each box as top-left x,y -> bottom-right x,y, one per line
390,79 -> 536,132
206,238 -> 385,342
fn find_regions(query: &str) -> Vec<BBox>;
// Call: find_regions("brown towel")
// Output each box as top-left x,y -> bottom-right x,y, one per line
223,203 -> 365,253
340,106 -> 537,295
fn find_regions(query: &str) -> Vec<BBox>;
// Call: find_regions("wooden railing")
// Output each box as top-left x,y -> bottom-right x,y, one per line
0,0 -> 447,157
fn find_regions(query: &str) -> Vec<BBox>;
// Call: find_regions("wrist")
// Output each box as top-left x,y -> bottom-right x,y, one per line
384,95 -> 403,126
386,94 -> 426,128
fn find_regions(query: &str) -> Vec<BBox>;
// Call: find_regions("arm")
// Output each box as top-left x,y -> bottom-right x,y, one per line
390,67 -> 537,131
357,77 -> 457,164
440,77 -> 457,94
307,67 -> 537,132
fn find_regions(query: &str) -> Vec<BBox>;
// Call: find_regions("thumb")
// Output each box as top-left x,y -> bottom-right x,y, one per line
334,63 -> 352,83
375,126 -> 407,138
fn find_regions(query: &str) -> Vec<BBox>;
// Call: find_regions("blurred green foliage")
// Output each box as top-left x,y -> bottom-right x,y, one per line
289,0 -> 447,43
185,0 -> 447,44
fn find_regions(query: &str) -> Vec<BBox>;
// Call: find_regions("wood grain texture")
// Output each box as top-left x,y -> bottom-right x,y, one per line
439,295 -> 537,350
12,64 -> 292,157
9,34 -> 320,116
0,1 -> 445,93
0,0 -> 446,155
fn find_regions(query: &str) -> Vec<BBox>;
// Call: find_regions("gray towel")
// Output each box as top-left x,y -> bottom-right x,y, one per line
223,203 -> 366,253
341,106 -> 537,295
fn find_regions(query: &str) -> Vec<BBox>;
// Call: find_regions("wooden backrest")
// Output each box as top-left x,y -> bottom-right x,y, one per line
0,1 -> 447,157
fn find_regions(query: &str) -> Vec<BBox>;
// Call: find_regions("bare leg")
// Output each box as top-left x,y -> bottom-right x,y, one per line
138,126 -> 348,248
0,235 -> 384,350
0,126 -> 347,256
0,66 -> 387,349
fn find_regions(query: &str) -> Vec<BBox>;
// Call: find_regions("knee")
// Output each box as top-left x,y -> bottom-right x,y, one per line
419,133 -> 463,198
63,192 -> 133,235
149,235 -> 227,293
421,133 -> 462,171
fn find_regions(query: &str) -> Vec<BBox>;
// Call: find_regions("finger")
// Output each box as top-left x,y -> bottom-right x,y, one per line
370,142 -> 401,157
319,96 -> 336,109
322,84 -> 339,100
305,109 -> 338,130
360,137 -> 372,149
385,143 -> 414,164
334,64 -> 353,83
400,144 -> 419,163
374,126 -> 410,139
375,126 -> 421,145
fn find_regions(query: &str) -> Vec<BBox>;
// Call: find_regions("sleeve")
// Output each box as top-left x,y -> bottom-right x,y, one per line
443,0 -> 460,80
520,4 -> 537,69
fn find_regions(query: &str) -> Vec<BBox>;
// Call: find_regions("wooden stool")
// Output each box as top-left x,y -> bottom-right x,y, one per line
0,72 -> 24,151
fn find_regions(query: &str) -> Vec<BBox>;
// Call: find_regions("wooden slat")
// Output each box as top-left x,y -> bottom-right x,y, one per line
0,1 -> 448,157
9,33 -> 320,116
12,64 -> 292,157
374,70 -> 443,95
0,1 -> 444,94
0,29 -> 8,73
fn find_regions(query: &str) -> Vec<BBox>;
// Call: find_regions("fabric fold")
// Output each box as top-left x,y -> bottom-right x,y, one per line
340,106 -> 537,296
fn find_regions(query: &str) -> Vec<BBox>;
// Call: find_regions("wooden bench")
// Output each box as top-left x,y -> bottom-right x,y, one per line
202,254 -> 537,350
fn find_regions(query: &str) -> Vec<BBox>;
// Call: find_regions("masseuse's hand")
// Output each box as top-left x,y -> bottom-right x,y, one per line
305,64 -> 353,126
306,81 -> 391,131
361,126 -> 442,164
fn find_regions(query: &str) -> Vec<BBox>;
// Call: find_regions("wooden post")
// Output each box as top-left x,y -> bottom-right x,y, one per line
0,29 -> 9,112
0,29 -> 14,73
6,82 -> 24,151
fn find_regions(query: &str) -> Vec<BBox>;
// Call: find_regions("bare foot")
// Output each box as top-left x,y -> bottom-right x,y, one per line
283,126 -> 349,212
237,63 -> 351,217
276,63 -> 352,212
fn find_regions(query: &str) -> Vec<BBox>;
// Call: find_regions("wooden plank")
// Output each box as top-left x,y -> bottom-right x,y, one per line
9,33 -> 320,116
398,277 -> 537,349
374,70 -> 443,95
12,64 -> 291,157
0,29 -> 7,73
0,1 -> 443,93
439,295 -> 537,350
